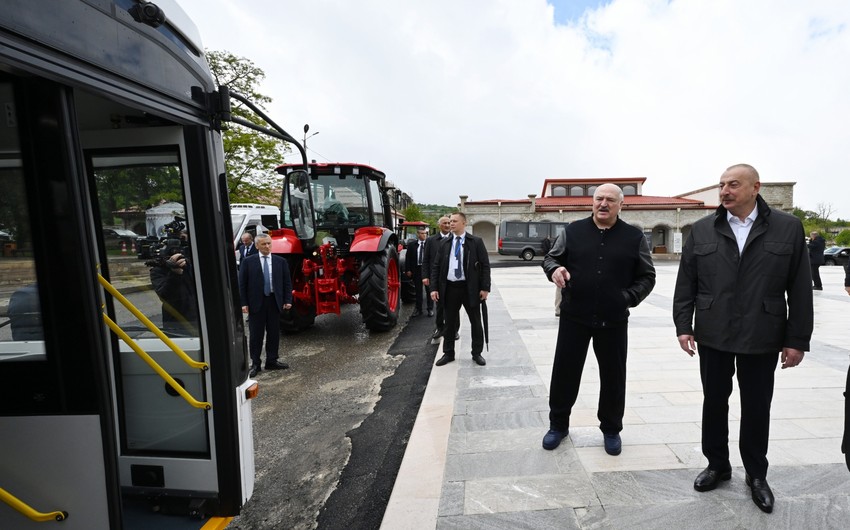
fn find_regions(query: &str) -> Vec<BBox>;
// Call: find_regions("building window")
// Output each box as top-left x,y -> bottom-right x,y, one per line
587,185 -> 597,196
551,185 -> 566,197
570,185 -> 584,196
622,184 -> 636,196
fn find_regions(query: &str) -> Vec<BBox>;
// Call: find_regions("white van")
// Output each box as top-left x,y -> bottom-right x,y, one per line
231,203 -> 280,248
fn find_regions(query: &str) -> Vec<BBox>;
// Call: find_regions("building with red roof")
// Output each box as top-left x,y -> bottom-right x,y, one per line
457,177 -> 796,256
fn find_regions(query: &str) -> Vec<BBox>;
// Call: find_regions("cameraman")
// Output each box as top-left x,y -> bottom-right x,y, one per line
149,229 -> 198,335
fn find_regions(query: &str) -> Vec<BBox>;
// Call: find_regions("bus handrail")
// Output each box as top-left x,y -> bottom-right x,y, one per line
102,312 -> 211,410
97,273 -> 208,371
0,486 -> 68,522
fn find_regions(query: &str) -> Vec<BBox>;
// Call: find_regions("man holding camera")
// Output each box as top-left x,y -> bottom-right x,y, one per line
149,230 -> 198,335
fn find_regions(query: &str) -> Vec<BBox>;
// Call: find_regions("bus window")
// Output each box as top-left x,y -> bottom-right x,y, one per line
0,82 -> 45,361
88,140 -> 207,455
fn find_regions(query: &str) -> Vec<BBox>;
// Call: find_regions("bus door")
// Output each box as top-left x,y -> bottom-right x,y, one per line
80,113 -> 255,523
1,75 -> 251,529
81,126 -> 219,508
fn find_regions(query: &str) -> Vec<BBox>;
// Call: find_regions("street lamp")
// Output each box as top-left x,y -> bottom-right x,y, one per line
303,123 -> 319,152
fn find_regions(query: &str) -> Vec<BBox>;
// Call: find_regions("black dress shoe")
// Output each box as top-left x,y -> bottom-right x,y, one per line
693,466 -> 732,492
249,365 -> 260,378
745,474 -> 774,513
431,328 -> 443,340
454,332 -> 460,340
427,309 -> 434,317
411,309 -> 422,317
265,359 -> 289,370
435,354 -> 455,366
472,354 -> 486,366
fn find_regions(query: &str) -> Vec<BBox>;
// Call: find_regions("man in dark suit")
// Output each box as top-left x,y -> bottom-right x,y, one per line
674,164 -> 813,513
236,232 -> 257,268
405,225 -> 433,317
423,216 -> 452,338
238,233 -> 293,378
429,212 -> 490,367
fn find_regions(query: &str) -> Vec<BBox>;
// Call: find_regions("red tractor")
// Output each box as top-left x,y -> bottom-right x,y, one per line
269,162 -> 401,331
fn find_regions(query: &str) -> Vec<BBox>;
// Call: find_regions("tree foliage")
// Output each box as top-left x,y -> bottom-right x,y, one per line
835,230 -> 850,246
207,50 -> 288,205
402,204 -> 424,222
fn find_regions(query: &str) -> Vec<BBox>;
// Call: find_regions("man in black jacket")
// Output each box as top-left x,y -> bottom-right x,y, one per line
673,163 -> 813,513
404,225 -> 433,317
430,212 -> 490,366
541,184 -> 655,456
423,216 -> 451,338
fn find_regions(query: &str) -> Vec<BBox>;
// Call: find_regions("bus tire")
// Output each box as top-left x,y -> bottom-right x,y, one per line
359,245 -> 401,331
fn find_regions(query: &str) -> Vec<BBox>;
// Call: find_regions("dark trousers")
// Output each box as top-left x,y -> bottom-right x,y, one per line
248,295 -> 281,367
413,270 -> 434,312
698,346 -> 778,479
549,318 -> 628,434
442,281 -> 483,356
811,264 -> 822,289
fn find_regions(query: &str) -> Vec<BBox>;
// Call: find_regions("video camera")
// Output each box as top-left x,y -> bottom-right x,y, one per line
145,216 -> 190,269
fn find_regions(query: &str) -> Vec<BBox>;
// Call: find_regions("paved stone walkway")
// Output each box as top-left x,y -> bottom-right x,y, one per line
383,262 -> 850,529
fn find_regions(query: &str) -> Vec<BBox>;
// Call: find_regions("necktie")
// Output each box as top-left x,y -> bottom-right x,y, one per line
417,241 -> 423,265
262,256 -> 271,296
454,236 -> 462,279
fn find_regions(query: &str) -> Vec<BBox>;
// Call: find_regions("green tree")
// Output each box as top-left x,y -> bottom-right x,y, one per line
207,50 -> 288,205
836,229 -> 850,246
402,204 -> 425,222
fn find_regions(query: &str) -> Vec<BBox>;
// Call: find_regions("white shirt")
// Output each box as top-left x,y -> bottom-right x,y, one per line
727,206 -> 758,254
449,235 -> 465,281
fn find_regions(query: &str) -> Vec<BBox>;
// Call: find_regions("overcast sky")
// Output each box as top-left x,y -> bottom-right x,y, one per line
178,0 -> 850,217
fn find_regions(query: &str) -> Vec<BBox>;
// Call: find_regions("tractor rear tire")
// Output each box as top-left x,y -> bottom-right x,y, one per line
359,245 -> 401,331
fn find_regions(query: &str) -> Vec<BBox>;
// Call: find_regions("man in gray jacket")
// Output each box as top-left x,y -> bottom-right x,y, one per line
673,163 -> 813,514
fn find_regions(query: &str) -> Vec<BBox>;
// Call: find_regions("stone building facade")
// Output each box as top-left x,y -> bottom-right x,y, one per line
458,177 -> 796,255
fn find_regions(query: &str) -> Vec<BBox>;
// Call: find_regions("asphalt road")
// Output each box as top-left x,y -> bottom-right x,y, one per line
227,301 -> 438,530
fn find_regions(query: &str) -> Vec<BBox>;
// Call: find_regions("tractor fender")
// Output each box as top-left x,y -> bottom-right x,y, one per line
268,228 -> 303,255
350,227 -> 395,253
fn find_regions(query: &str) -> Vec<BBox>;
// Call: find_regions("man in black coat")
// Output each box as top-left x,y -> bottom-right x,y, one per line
404,225 -> 433,316
150,236 -> 198,336
673,163 -> 813,513
423,216 -> 452,339
236,232 -> 258,270
429,212 -> 490,366
541,184 -> 655,457
808,230 -> 825,290
239,234 -> 293,378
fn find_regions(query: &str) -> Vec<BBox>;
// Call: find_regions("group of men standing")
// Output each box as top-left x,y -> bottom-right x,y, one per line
407,213 -> 492,367
541,164 -> 819,514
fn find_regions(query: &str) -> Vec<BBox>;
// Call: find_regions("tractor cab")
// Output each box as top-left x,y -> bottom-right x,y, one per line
277,163 -> 392,253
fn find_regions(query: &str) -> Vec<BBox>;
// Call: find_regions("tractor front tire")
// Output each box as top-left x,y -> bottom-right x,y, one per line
359,245 -> 401,331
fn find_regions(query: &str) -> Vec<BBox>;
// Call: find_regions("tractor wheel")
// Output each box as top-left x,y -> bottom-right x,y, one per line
401,277 -> 416,303
358,245 -> 401,331
399,247 -> 416,303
